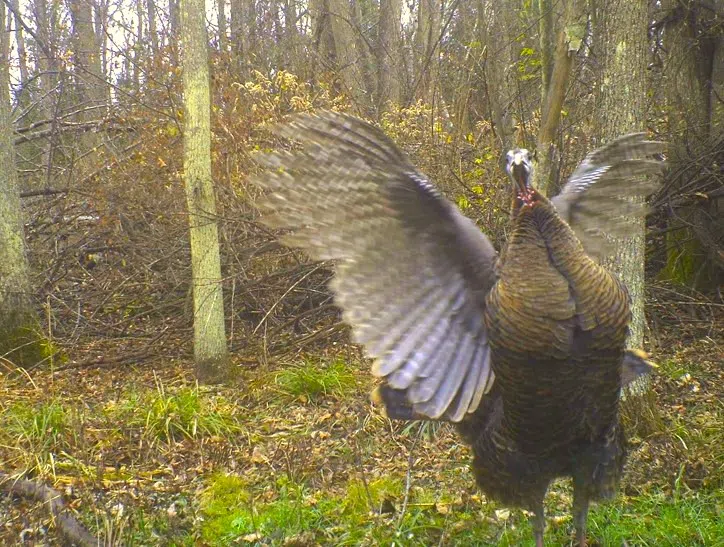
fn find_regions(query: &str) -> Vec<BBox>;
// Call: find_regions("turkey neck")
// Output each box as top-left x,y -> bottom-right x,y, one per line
485,193 -> 631,456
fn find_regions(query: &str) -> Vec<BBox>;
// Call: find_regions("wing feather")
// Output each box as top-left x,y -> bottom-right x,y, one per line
254,111 -> 498,421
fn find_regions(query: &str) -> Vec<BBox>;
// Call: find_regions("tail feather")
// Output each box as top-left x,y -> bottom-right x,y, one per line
371,385 -> 425,421
621,349 -> 657,386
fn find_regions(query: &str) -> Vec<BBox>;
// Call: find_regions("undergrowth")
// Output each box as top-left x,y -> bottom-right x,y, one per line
273,358 -> 357,402
0,346 -> 721,546
106,380 -> 242,443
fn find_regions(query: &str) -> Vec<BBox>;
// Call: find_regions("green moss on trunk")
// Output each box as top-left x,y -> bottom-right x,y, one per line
0,313 -> 47,368
660,224 -> 717,289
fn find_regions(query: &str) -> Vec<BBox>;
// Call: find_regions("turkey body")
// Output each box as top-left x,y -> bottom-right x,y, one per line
459,195 -> 631,542
254,111 -> 663,546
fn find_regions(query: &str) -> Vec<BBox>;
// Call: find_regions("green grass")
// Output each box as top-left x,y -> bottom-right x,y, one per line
107,382 -> 241,443
584,492 -> 724,547
0,399 -> 74,473
199,473 -> 337,545
193,472 -> 724,547
343,476 -> 403,517
273,359 -> 356,401
2,399 -> 70,452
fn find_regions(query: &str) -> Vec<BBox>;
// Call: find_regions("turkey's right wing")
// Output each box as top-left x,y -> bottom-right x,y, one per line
552,134 -> 665,261
254,111 -> 498,422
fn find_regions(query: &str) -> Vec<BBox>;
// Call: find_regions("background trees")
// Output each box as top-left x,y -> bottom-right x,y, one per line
0,0 -> 722,544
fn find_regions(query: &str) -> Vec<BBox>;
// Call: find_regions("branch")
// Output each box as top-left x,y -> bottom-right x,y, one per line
1,0 -> 52,59
0,472 -> 97,547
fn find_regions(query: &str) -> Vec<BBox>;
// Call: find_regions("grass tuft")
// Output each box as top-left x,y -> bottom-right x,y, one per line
3,400 -> 69,452
107,382 -> 241,443
274,359 -> 356,402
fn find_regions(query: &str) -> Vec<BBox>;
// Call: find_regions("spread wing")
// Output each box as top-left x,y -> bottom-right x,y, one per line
552,134 -> 665,261
253,111 -> 498,421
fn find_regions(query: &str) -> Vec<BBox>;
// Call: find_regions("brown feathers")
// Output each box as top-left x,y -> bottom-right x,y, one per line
254,111 -> 664,545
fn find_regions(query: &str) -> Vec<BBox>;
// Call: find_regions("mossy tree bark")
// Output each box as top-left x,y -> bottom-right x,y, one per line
181,0 -> 230,382
0,3 -> 44,368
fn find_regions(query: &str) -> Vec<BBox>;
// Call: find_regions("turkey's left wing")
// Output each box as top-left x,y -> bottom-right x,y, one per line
254,111 -> 498,422
552,134 -> 665,261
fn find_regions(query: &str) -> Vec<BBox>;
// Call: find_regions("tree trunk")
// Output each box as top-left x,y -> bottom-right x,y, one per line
217,0 -> 227,52
538,0 -> 555,97
479,0 -> 517,151
94,0 -> 112,104
283,0 -> 301,75
0,2 -> 44,368
68,0 -> 106,176
147,0 -> 159,54
229,0 -> 254,78
414,0 -> 441,103
593,0 -> 658,430
309,0 -> 335,81
180,0 -> 231,382
10,0 -> 30,100
593,0 -> 649,348
659,0 -> 720,288
377,0 -> 402,113
134,0 -> 144,90
169,0 -> 181,61
533,0 -> 586,196
712,0 -> 724,134
327,0 -> 368,109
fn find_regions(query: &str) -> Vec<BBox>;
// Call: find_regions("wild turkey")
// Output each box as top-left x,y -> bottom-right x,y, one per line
254,111 -> 664,546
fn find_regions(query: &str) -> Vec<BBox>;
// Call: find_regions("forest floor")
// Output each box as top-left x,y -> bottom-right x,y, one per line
0,321 -> 722,546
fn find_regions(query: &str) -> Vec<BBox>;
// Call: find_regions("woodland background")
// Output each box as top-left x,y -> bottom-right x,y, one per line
0,0 -> 722,545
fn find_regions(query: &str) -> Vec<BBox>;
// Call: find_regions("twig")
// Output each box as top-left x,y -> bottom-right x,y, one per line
397,422 -> 423,528
253,263 -> 325,335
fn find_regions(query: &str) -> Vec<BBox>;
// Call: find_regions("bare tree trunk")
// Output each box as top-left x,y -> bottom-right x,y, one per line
658,0 -> 721,288
593,0 -> 659,430
69,0 -> 106,102
327,0 -> 368,109
169,0 -> 181,61
283,0 -> 301,75
33,0 -> 59,109
0,1 -> 44,368
594,0 -> 649,347
270,0 -> 283,67
68,0 -> 106,175
134,0 -> 144,90
538,0 -> 555,96
147,0 -> 158,54
10,0 -> 30,97
94,0 -> 111,103
217,0 -> 227,52
180,0 -> 230,382
712,1 -> 724,134
377,0 -> 402,113
229,0 -> 254,78
414,0 -> 441,103
310,0 -> 335,81
533,0 -> 586,196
